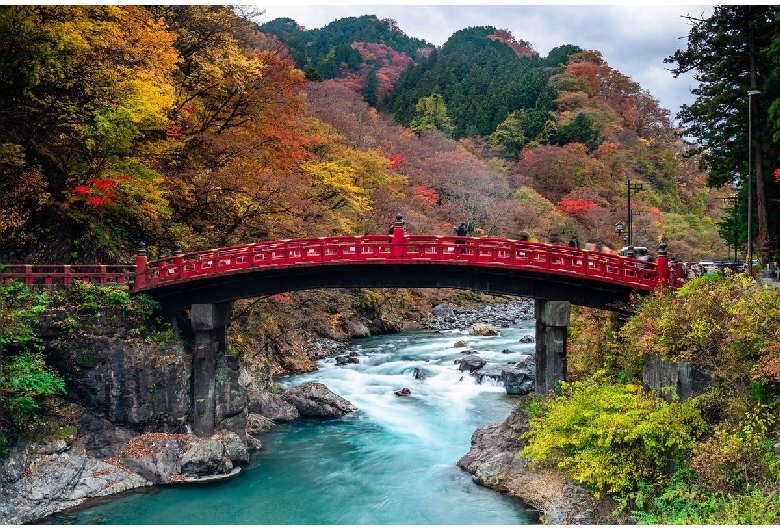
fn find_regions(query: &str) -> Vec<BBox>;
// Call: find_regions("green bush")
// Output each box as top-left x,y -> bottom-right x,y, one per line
0,282 -> 66,456
521,372 -> 707,496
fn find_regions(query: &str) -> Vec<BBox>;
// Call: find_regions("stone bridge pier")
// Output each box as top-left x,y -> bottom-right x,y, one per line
534,299 -> 570,394
190,301 -> 235,437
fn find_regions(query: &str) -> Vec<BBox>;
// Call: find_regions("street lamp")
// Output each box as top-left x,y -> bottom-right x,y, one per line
627,180 -> 643,246
614,220 -> 625,239
748,89 -> 760,276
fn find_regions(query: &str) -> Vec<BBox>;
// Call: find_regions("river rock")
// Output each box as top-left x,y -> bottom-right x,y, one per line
247,390 -> 300,422
431,303 -> 456,319
219,432 -> 249,464
421,299 -> 534,331
180,439 -> 228,476
458,398 -> 623,524
454,339 -> 468,347
468,323 -> 499,336
281,382 -> 357,418
120,436 -> 187,484
502,367 -> 534,395
246,413 -> 276,435
0,437 -> 150,525
459,354 -> 486,373
519,334 -> 534,343
412,367 -> 429,380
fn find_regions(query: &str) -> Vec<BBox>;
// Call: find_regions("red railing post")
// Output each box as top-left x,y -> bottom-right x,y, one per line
134,241 -> 147,290
24,265 -> 33,285
63,265 -> 72,285
655,242 -> 669,286
391,213 -> 406,258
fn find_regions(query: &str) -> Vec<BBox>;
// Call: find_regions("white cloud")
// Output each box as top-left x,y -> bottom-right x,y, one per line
256,4 -> 715,121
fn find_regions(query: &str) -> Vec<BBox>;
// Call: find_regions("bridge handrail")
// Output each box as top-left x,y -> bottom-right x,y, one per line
2,234 -> 675,292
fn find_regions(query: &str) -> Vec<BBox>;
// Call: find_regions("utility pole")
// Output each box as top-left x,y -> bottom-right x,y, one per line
627,180 -> 643,247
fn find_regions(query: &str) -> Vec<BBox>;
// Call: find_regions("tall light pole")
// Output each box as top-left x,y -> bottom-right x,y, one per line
627,180 -> 643,247
747,89 -> 760,276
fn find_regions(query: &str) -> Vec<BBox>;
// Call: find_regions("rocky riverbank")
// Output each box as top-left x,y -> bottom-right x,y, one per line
457,396 -> 629,525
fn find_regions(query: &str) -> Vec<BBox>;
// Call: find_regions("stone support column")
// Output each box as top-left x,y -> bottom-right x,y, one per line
190,301 -> 232,437
534,299 -> 570,394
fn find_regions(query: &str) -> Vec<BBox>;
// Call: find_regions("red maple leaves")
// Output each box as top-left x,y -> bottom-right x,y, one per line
71,176 -> 129,206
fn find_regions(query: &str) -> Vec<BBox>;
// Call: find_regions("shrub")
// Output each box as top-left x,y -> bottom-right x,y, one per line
521,372 -> 707,495
0,282 -> 65,456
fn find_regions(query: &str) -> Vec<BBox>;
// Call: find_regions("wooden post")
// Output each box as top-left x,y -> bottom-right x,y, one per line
391,213 -> 406,258
134,242 -> 147,290
656,242 -> 669,286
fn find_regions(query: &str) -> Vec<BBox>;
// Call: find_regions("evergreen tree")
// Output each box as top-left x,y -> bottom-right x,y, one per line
666,6 -> 780,263
409,93 -> 454,137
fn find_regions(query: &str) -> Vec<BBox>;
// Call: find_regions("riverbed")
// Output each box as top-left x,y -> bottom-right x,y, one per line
43,325 -> 539,524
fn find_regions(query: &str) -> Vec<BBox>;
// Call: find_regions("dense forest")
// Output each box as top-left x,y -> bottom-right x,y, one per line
3,4 -> 780,524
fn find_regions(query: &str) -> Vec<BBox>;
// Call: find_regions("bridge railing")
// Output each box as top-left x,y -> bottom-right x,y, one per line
0,264 -> 134,286
2,235 -> 675,292
134,235 -> 662,291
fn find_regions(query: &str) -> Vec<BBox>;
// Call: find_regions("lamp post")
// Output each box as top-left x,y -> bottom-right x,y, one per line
717,196 -> 738,263
747,89 -> 760,276
614,220 -> 625,240
627,180 -> 643,247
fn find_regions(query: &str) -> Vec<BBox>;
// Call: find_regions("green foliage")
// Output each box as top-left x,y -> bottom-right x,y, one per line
409,93 -> 454,137
632,468 -> 780,524
521,373 -> 707,495
0,282 -> 65,456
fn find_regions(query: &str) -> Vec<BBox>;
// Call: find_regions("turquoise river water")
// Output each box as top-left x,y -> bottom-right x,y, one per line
44,325 -> 540,525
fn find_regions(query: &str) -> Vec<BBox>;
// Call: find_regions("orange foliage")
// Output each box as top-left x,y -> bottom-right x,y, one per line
412,185 -> 440,206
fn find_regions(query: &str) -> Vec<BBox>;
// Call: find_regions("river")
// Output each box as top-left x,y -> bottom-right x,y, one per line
43,325 -> 539,525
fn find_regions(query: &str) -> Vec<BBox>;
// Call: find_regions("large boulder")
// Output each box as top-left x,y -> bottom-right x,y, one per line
219,432 -> 249,464
502,367 -> 535,395
246,413 -> 276,435
120,435 -> 189,484
247,390 -> 300,422
459,354 -> 486,373
458,399 -> 625,524
431,303 -> 456,319
280,382 -> 357,418
0,436 -> 150,525
469,323 -> 500,336
180,438 -> 229,477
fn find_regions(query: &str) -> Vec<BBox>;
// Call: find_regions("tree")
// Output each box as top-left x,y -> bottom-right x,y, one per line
409,93 -> 454,137
666,6 -> 780,264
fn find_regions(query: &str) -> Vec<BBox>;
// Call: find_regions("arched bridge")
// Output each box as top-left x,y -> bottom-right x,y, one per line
1,230 -> 678,311
2,223 -> 681,435
130,232 -> 671,312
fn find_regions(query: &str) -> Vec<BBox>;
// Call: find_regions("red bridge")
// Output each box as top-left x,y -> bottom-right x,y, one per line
2,224 -> 679,313
1,220 -> 682,434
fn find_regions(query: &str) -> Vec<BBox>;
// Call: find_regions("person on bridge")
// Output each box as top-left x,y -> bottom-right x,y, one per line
454,223 -> 467,237
568,235 -> 580,249
518,231 -> 529,242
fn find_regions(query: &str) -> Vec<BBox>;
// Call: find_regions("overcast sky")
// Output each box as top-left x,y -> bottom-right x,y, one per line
256,3 -> 715,123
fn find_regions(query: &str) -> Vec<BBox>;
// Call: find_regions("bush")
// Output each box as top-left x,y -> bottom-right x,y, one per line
0,282 -> 65,456
521,372 -> 707,495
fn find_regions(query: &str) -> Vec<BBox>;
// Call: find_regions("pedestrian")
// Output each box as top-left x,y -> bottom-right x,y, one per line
467,221 -> 475,235
568,235 -> 580,249
518,231 -> 529,242
454,222 -> 467,254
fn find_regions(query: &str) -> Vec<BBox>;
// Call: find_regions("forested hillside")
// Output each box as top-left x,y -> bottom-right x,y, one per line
0,5 -> 736,267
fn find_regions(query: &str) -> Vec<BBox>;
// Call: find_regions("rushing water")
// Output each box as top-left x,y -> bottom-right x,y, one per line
44,325 -> 540,525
